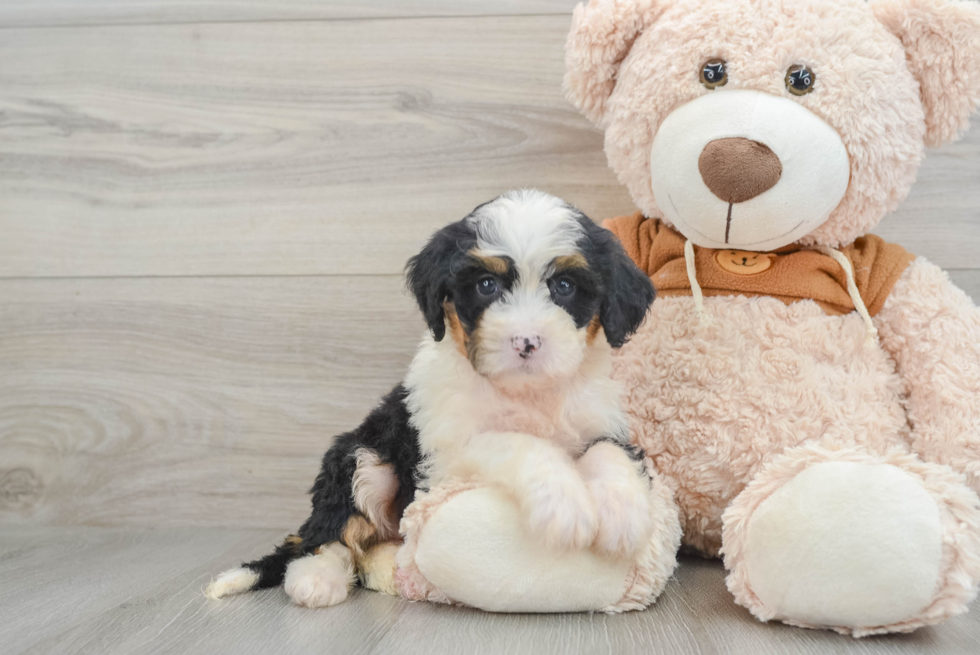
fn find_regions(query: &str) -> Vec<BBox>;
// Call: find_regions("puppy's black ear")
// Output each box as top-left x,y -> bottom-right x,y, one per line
576,214 -> 655,348
405,219 -> 476,341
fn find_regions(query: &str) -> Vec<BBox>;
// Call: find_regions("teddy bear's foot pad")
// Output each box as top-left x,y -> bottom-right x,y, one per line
741,461 -> 942,629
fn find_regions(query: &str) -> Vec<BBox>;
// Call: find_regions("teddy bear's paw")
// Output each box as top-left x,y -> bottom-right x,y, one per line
284,543 -> 356,608
522,472 -> 598,551
587,477 -> 654,557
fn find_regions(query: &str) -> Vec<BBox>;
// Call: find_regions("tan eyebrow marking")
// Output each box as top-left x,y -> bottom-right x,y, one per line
553,254 -> 589,270
468,250 -> 510,275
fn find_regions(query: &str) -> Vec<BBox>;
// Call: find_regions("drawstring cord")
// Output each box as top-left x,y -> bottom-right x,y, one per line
683,239 -> 877,347
684,239 -> 713,328
814,245 -> 879,348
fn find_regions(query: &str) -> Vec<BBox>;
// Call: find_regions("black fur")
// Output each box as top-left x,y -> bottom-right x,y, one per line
584,435 -> 647,463
573,212 -> 656,348
405,219 -> 479,341
547,265 -> 602,329
243,385 -> 421,589
451,256 -> 518,334
406,199 -> 655,349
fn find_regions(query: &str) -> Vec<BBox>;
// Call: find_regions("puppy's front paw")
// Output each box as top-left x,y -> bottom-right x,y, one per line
523,473 -> 598,551
587,477 -> 653,557
284,544 -> 355,608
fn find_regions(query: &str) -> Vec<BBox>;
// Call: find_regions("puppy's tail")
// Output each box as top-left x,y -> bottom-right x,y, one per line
205,535 -> 306,600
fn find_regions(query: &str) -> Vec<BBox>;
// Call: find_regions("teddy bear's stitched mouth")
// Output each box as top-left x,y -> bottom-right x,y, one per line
726,203 -> 734,243
673,196 -> 807,249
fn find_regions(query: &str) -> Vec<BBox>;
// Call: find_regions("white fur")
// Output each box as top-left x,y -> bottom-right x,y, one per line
406,333 -> 626,486
205,567 -> 259,600
578,442 -> 654,557
414,486 -> 633,612
284,543 -> 356,608
744,462 -> 942,628
471,190 -> 585,284
451,431 -> 599,550
351,448 -> 400,541
650,90 -> 851,251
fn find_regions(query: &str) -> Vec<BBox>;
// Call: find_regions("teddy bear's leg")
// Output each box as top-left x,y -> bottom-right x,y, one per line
722,443 -> 980,636
394,471 -> 681,613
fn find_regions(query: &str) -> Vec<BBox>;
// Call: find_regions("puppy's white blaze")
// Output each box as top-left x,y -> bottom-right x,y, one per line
351,448 -> 400,541
205,567 -> 259,600
470,189 -> 584,282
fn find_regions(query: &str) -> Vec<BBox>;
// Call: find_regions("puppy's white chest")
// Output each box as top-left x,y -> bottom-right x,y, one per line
478,395 -> 575,448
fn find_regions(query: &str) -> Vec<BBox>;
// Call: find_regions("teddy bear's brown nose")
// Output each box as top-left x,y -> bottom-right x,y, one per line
698,137 -> 783,204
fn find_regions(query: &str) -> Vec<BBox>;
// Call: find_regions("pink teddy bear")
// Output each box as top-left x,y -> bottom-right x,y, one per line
396,0 -> 980,638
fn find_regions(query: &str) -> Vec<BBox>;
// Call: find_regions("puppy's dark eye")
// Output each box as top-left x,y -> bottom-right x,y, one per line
786,65 -> 815,96
476,276 -> 498,297
700,59 -> 728,90
550,277 -> 576,298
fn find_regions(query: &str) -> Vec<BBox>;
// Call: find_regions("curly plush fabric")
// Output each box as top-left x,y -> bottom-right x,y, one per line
877,258 -> 980,493
612,292 -> 912,554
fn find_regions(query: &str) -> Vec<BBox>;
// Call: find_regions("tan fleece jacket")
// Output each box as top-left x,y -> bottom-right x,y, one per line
604,212 -> 915,316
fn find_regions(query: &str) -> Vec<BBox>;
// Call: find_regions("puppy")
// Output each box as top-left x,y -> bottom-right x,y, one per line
206,190 -> 656,608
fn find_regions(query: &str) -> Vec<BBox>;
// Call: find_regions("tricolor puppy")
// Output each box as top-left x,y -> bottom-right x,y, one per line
206,190 -> 656,608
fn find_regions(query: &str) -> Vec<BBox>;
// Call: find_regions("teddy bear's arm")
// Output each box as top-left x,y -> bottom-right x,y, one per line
875,257 -> 980,492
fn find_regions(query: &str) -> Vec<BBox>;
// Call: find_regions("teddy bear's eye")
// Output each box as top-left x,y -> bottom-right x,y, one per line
785,65 -> 815,96
700,59 -> 728,90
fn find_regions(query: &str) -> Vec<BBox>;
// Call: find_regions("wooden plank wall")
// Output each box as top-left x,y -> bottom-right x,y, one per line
1,1 -> 979,529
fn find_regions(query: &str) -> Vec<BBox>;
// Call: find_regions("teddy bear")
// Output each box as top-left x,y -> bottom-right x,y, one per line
390,0 -> 980,638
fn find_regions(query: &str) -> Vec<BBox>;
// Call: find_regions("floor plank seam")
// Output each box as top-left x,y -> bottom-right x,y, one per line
0,13 -> 570,32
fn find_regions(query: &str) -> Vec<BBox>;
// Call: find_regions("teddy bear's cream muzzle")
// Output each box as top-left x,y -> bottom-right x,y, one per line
650,89 -> 851,252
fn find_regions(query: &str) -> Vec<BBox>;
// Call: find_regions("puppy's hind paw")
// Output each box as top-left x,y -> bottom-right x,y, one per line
284,543 -> 356,608
357,541 -> 401,596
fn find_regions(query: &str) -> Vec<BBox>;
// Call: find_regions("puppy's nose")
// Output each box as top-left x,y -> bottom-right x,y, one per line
698,137 -> 783,204
512,335 -> 542,359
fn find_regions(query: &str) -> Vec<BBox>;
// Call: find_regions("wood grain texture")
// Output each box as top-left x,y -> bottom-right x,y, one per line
2,527 -> 978,655
0,275 -> 421,528
0,0 -> 582,28
2,15 -> 976,279
2,272 -> 977,530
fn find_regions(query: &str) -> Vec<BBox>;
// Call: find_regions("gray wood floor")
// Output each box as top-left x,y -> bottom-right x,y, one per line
1,1 -> 980,652
2,526 -> 979,655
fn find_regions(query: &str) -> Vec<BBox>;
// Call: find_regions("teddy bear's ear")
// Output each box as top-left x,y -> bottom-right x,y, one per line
564,0 -> 670,125
872,0 -> 980,147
